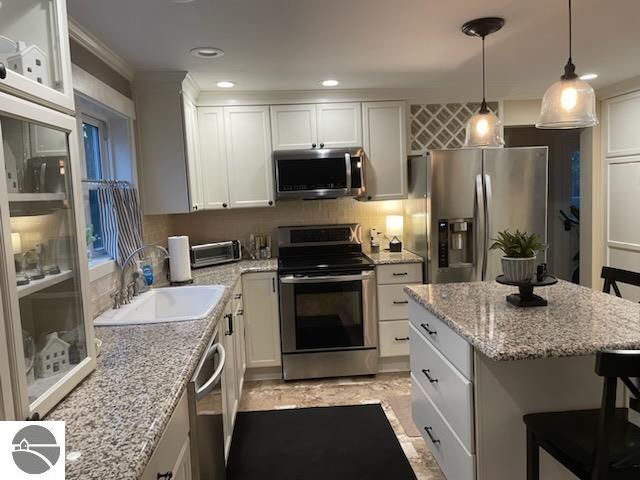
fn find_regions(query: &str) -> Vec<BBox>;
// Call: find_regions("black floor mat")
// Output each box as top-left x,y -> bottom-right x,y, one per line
226,404 -> 417,480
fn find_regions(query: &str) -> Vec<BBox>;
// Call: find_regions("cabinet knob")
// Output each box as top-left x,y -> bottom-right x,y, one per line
26,413 -> 41,421
157,473 -> 173,480
268,200 -> 273,206
222,203 -> 228,208
319,142 -> 325,148
312,143 -> 317,148
367,196 -> 372,201
193,205 -> 198,211
0,63 -> 6,80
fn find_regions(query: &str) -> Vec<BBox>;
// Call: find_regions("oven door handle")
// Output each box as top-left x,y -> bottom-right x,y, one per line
280,271 -> 375,284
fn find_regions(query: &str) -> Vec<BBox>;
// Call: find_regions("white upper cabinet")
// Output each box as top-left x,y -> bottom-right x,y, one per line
198,107 -> 230,209
362,101 -> 408,201
316,102 -> 362,148
270,102 -> 362,151
0,0 -> 75,114
183,95 -> 203,211
270,104 -> 317,150
605,90 -> 640,157
225,106 -> 274,208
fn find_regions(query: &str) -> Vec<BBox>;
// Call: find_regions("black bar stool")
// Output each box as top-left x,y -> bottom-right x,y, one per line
523,350 -> 640,480
601,267 -> 640,302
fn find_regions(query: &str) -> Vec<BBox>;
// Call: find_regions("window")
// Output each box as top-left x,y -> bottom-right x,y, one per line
80,114 -> 111,257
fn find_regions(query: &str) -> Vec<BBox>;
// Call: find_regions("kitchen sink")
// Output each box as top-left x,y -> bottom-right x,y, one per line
94,285 -> 225,326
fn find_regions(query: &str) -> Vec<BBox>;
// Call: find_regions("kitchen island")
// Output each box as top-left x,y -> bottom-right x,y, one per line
405,280 -> 640,480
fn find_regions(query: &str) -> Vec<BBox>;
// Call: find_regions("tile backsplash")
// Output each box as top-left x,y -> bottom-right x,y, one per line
170,198 -> 405,255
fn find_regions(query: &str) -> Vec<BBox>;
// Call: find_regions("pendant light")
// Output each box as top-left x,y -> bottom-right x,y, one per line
462,17 -> 505,149
536,0 -> 597,129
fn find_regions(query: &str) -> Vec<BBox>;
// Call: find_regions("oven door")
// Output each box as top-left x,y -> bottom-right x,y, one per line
279,270 -> 377,354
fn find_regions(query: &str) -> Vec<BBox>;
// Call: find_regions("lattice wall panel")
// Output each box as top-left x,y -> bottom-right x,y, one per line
410,102 -> 500,154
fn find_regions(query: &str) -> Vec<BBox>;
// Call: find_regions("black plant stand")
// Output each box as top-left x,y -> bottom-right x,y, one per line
496,275 -> 558,307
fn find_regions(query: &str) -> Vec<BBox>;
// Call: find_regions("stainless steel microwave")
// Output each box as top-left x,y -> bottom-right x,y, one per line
190,240 -> 241,268
273,147 -> 366,200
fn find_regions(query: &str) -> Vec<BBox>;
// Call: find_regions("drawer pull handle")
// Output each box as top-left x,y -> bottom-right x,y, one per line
157,472 -> 173,480
420,323 -> 437,336
424,426 -> 441,445
394,336 -> 410,341
393,300 -> 409,305
234,293 -> 242,300
392,272 -> 408,276
421,369 -> 438,383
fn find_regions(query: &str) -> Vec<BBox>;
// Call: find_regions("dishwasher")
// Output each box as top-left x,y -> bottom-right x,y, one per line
188,324 -> 227,480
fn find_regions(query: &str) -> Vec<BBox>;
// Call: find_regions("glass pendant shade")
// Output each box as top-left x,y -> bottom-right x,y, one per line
536,76 -> 598,128
464,108 -> 504,148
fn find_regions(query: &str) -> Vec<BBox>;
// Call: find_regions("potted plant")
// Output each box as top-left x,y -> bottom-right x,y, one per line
490,229 -> 546,282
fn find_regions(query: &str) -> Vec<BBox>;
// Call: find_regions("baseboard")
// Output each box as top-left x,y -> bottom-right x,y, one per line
378,356 -> 410,373
245,366 -> 283,381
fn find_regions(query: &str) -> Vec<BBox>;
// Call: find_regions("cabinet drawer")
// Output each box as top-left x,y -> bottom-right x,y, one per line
376,263 -> 422,285
379,320 -> 410,357
412,377 -> 475,480
141,390 -> 190,480
410,323 -> 473,451
409,300 -> 472,380
378,284 -> 420,320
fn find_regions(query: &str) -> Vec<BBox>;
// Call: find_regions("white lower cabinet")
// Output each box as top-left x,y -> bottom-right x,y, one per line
142,390 -> 192,480
242,272 -> 281,369
379,320 -> 410,357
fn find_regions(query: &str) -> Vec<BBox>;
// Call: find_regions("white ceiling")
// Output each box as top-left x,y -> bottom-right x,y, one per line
67,0 -> 640,99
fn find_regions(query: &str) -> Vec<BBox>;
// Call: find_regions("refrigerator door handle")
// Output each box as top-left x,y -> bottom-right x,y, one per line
483,174 -> 493,280
474,174 -> 485,282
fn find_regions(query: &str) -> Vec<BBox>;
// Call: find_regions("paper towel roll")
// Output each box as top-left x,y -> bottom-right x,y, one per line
168,236 -> 192,282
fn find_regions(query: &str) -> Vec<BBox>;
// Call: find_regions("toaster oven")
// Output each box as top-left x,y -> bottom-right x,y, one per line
190,240 -> 241,268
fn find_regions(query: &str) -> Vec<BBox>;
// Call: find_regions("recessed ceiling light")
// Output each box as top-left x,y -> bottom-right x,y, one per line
216,81 -> 236,88
321,79 -> 339,87
579,73 -> 598,81
190,47 -> 224,59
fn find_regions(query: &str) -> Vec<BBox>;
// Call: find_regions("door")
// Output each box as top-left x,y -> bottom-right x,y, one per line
221,307 -> 237,457
0,0 -> 75,113
362,101 -> 407,200
316,103 -> 362,148
428,149 -> 483,284
198,107 -> 230,210
183,95 -> 202,211
224,106 -> 274,208
0,92 -> 95,419
270,104 -> 317,150
483,147 -> 548,280
279,271 -> 377,354
242,272 -> 281,368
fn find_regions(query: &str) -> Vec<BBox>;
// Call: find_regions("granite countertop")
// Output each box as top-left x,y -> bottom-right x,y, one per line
47,259 -> 276,480
365,249 -> 423,265
405,280 -> 640,361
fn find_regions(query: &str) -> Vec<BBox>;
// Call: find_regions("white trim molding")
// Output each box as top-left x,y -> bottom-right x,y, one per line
72,65 -> 136,119
68,17 -> 135,81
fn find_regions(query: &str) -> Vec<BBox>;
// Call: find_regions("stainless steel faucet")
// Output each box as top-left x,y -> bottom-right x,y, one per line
117,244 -> 170,307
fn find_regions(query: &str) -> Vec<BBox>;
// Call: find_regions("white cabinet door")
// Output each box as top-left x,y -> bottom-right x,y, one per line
198,107 -> 230,210
183,95 -> 203,211
362,101 -> 408,200
605,91 -> 640,157
242,272 -> 281,368
270,104 -> 317,150
172,436 -> 192,480
224,106 -> 274,208
222,304 -> 238,457
316,103 -> 362,148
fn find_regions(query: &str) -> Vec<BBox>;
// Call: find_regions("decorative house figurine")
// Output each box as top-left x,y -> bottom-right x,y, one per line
7,41 -> 50,87
35,333 -> 70,379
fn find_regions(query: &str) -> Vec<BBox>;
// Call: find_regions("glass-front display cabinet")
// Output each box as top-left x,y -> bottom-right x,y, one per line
0,91 -> 95,419
0,0 -> 75,113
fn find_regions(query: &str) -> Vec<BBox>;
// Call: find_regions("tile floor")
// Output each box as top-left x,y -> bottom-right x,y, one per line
238,372 -> 445,480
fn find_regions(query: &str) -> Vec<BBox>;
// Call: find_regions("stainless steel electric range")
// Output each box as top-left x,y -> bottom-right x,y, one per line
277,224 -> 378,380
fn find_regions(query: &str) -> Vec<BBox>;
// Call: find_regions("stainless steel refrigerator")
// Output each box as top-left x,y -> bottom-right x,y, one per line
405,147 -> 548,284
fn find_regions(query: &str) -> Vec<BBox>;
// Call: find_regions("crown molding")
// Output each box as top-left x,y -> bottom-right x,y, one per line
68,16 -> 135,81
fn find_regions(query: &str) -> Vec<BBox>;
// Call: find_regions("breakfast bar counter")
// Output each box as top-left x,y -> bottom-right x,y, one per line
405,280 -> 640,480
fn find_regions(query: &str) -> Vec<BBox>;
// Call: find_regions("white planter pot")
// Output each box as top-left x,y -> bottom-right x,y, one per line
501,257 -> 536,283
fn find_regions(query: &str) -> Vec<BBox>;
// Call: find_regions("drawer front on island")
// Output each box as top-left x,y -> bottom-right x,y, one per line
410,323 -> 474,451
379,320 -> 410,357
378,283 -> 421,320
409,300 -> 472,380
376,263 -> 422,285
412,376 -> 475,480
